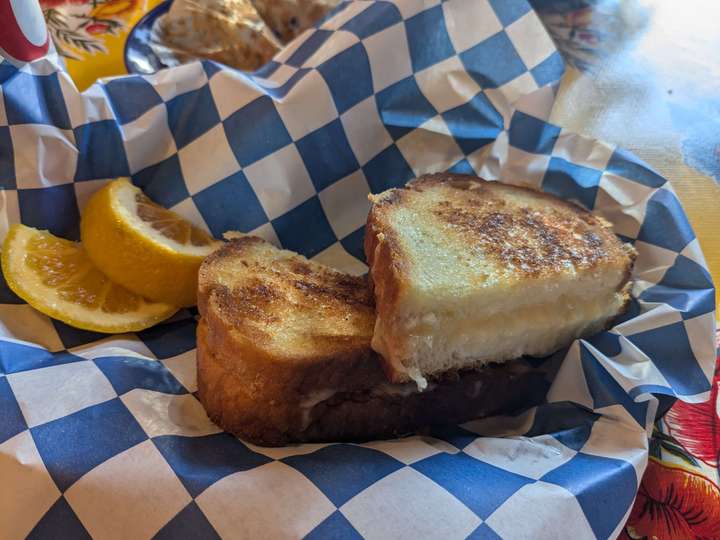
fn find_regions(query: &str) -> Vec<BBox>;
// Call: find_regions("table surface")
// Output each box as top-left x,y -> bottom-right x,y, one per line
535,0 -> 720,314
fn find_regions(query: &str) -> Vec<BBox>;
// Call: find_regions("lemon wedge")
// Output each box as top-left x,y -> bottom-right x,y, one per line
2,224 -> 177,333
81,179 -> 221,307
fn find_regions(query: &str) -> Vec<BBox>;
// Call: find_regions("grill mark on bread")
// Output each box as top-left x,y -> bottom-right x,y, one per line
292,277 -> 373,308
365,173 -> 632,287
433,200 -> 611,276
199,235 -> 377,360
369,188 -> 405,208
288,260 -> 312,276
213,283 -> 280,326
582,230 -> 603,247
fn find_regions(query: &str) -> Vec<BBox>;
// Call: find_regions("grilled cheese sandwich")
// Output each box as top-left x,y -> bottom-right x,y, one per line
196,235 -> 547,445
365,174 -> 635,388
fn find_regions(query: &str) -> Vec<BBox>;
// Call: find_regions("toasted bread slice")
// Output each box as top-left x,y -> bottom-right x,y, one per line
198,235 -> 376,365
197,236 -> 382,444
196,235 -> 548,445
365,174 -> 636,387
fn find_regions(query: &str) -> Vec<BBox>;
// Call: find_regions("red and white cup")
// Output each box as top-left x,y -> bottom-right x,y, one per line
0,0 -> 49,63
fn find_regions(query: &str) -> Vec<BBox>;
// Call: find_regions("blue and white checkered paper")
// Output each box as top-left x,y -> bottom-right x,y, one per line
0,0 -> 716,538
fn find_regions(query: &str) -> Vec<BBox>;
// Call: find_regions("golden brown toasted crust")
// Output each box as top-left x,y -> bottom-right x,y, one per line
198,236 -> 375,359
196,319 -> 383,445
198,236 -> 384,411
367,173 -> 632,279
364,215 -> 405,369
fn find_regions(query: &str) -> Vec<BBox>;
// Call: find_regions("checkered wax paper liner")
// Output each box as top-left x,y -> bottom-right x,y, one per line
0,1 -> 715,538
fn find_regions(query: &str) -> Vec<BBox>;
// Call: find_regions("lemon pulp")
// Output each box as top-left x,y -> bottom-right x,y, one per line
81,179 -> 221,307
2,224 -> 177,333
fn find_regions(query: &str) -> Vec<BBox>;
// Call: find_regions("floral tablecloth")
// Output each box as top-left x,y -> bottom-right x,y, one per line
617,331 -> 720,538
534,0 -> 720,536
40,0 -> 165,90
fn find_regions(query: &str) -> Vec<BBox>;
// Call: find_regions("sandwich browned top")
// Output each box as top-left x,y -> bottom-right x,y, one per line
198,235 -> 375,363
366,174 -> 631,288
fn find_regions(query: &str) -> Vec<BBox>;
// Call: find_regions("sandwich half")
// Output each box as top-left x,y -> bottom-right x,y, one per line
196,235 -> 547,446
365,174 -> 636,388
